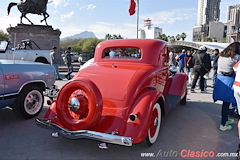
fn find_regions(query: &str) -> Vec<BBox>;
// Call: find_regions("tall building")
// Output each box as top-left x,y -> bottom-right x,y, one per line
227,4 -> 240,42
138,19 -> 162,39
193,0 -> 223,42
197,0 -> 221,25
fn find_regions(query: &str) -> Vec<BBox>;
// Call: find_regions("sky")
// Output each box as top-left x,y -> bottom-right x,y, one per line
0,0 -> 239,41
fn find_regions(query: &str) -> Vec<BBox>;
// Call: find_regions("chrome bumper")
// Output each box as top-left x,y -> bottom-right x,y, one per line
35,118 -> 132,147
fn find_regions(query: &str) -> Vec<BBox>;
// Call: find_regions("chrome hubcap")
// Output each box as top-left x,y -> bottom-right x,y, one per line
69,97 -> 81,112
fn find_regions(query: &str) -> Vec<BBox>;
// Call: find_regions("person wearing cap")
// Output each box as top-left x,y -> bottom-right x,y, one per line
176,49 -> 186,73
65,46 -> 73,80
50,46 -> 62,80
213,42 -> 240,131
191,46 -> 211,93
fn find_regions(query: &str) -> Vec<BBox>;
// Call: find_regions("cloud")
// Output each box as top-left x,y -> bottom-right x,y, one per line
141,8 -> 197,25
50,0 -> 70,8
0,9 -> 21,33
80,4 -> 96,11
88,22 -> 137,39
60,11 -> 74,21
59,24 -> 85,38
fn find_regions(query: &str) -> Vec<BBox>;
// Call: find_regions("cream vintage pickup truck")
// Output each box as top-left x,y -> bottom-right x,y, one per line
0,39 -> 51,64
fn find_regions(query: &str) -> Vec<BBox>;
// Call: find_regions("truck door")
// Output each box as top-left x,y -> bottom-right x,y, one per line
0,66 -> 4,98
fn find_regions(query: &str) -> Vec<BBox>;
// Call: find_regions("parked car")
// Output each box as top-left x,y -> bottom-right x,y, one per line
0,60 -> 56,119
61,52 -> 79,63
36,39 -> 187,148
78,51 -> 94,64
0,39 -> 51,64
71,52 -> 79,62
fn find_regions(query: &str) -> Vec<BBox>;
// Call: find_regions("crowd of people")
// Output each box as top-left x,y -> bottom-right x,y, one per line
170,42 -> 240,154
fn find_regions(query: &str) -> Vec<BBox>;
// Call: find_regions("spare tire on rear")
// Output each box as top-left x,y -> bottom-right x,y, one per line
56,78 -> 103,130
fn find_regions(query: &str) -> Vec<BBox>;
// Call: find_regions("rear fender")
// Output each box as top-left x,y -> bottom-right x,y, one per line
123,89 -> 162,144
44,101 -> 57,120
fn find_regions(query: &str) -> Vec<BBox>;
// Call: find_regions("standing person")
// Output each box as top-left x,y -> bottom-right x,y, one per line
213,42 -> 240,131
191,46 -> 211,93
212,48 -> 220,87
169,51 -> 177,66
65,46 -> 73,80
185,50 -> 194,86
176,49 -> 186,73
50,46 -> 62,80
233,60 -> 240,154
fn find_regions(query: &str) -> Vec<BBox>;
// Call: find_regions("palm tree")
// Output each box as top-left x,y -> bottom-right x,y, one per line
117,34 -> 123,39
170,36 -> 175,43
181,32 -> 186,41
105,33 -> 112,40
176,34 -> 181,41
112,34 -> 118,39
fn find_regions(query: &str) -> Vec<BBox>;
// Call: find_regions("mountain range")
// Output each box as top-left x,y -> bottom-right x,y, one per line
61,31 -> 97,40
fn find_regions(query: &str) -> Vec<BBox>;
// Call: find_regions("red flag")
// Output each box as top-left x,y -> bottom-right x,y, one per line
128,0 -> 136,16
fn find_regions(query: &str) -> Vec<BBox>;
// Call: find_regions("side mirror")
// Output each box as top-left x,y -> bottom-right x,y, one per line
169,66 -> 178,75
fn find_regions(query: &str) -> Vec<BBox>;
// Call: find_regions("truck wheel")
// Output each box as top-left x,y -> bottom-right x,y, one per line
15,85 -> 44,119
180,90 -> 187,105
145,103 -> 161,146
56,78 -> 103,130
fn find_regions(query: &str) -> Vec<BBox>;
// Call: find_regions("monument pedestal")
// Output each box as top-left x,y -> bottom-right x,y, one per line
7,24 -> 61,50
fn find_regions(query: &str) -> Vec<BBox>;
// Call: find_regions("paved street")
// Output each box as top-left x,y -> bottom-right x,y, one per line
0,72 -> 238,160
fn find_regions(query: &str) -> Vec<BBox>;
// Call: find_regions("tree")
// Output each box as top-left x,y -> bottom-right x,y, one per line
0,31 -> 8,41
169,36 -> 175,43
82,38 -> 102,51
105,33 -> 124,40
105,33 -> 112,40
60,38 -> 104,53
181,32 -> 186,41
206,37 -> 213,42
176,34 -> 181,41
157,34 -> 168,41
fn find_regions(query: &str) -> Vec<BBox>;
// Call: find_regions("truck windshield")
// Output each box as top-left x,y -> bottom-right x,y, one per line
103,47 -> 141,59
0,41 -> 8,53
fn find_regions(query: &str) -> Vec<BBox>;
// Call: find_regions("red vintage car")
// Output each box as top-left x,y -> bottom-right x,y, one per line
36,39 -> 187,148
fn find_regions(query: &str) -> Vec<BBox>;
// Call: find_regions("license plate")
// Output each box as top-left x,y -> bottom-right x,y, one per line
44,86 -> 59,98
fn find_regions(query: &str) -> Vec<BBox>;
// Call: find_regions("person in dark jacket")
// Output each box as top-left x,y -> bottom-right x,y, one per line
212,48 -> 219,87
185,50 -> 194,85
191,46 -> 211,93
65,46 -> 73,80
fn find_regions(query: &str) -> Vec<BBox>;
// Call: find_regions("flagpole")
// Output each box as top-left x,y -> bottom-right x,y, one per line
136,0 -> 139,39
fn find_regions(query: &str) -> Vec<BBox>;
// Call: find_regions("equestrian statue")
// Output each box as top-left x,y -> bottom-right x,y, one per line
7,0 -> 50,26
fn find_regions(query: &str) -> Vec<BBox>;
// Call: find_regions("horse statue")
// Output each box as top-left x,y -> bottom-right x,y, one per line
7,0 -> 50,26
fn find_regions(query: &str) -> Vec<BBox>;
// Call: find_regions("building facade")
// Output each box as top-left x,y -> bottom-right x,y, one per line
138,19 -> 162,39
197,0 -> 221,25
193,0 -> 223,42
227,4 -> 240,42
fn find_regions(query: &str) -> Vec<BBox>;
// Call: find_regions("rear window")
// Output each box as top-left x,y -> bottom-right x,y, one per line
103,47 -> 141,59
